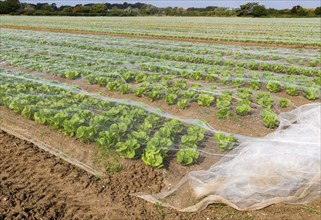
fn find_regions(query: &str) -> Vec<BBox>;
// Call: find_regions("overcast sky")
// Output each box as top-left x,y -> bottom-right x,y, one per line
21,0 -> 321,9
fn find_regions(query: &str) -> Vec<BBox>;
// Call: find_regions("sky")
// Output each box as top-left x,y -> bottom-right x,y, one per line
21,0 -> 321,9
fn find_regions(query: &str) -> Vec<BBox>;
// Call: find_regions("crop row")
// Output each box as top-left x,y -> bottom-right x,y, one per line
2,29 -> 320,67
2,32 -> 320,76
1,36 -> 319,103
1,40 -> 320,128
0,71 -> 239,168
1,32 -> 319,94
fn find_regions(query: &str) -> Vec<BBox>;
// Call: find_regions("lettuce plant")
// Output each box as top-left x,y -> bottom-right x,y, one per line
214,133 -> 237,151
119,84 -> 131,94
176,148 -> 199,165
279,98 -> 291,108
266,81 -> 281,93
197,93 -> 215,107
149,88 -> 161,101
116,139 -> 141,159
260,109 -> 279,129
236,104 -> 252,116
76,125 -> 98,143
165,93 -> 177,105
217,108 -> 231,119
286,86 -> 300,96
177,99 -> 189,109
304,87 -> 320,100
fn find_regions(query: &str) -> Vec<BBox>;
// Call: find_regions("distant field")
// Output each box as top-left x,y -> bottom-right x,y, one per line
1,16 -> 321,46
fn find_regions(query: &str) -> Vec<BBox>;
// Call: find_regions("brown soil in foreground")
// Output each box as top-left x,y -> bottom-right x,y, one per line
1,25 -> 320,50
1,130 -> 321,220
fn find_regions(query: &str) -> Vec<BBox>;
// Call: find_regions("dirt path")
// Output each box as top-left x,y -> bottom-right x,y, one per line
1,130 -> 320,220
1,25 -> 320,50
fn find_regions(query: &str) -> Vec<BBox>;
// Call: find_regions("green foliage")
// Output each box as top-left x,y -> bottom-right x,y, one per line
266,81 -> 281,93
174,79 -> 187,90
279,98 -> 291,108
65,70 -> 80,79
142,137 -> 173,168
176,148 -> 199,165
134,72 -> 147,83
217,107 -> 231,119
257,93 -> 274,109
76,125 -> 98,142
286,86 -> 300,96
149,87 -> 162,101
34,109 -> 55,125
142,151 -> 164,168
304,88 -> 320,100
107,81 -> 120,91
97,131 -> 120,150
21,106 -> 36,119
116,139 -> 141,158
182,90 -> 197,99
119,84 -> 131,94
236,103 -> 252,116
128,131 -> 149,144
261,109 -> 279,128
214,133 -> 237,151
62,115 -> 86,136
177,99 -> 189,109
165,93 -> 177,105
51,112 -> 68,129
197,93 -> 215,107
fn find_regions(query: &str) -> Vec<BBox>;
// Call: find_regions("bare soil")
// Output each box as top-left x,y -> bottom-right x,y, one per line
1,130 -> 321,220
1,25 -> 320,50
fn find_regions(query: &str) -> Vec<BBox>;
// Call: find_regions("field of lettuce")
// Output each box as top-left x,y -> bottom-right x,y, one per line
0,16 -> 320,217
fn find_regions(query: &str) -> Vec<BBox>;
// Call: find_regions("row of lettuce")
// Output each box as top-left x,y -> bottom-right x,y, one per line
3,30 -> 321,68
1,30 -> 320,130
0,72 -> 238,168
2,33 -> 320,77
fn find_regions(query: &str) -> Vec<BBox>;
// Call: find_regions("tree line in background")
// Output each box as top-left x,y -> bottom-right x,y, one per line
1,0 -> 321,17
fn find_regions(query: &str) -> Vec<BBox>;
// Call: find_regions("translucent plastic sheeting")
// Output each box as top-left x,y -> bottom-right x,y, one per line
136,103 -> 321,211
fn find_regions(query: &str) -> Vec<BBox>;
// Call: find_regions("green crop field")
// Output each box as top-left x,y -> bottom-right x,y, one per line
0,16 -> 320,217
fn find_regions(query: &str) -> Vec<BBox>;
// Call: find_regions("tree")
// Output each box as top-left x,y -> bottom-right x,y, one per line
0,0 -> 20,14
236,2 -> 267,17
314,7 -> 321,16
252,5 -> 267,17
91,4 -> 106,13
291,5 -> 308,16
